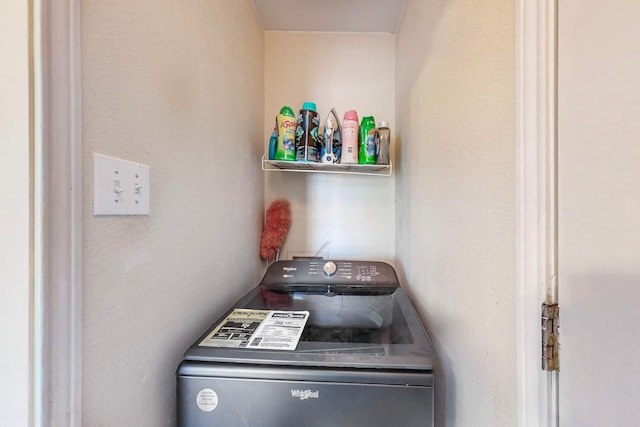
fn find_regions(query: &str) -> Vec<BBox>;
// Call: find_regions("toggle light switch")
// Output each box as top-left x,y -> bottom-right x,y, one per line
93,153 -> 150,216
113,180 -> 124,194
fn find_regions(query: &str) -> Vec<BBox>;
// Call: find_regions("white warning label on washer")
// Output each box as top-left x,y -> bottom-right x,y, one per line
196,388 -> 218,412
199,309 -> 309,351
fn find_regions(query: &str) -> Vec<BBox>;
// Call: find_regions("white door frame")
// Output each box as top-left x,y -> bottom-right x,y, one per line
0,3 -> 32,425
33,0 -> 83,425
515,0 -> 559,426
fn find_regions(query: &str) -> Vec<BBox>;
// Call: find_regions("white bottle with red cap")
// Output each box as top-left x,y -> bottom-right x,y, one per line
341,110 -> 359,164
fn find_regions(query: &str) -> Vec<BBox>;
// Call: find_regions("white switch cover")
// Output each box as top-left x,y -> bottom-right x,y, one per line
93,153 -> 150,216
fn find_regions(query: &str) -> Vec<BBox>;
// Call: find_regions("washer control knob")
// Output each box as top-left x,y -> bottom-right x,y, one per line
323,261 -> 337,276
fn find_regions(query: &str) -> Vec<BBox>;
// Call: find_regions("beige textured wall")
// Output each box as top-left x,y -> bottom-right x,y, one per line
395,1 -> 516,425
81,1 -> 264,425
264,32 -> 396,261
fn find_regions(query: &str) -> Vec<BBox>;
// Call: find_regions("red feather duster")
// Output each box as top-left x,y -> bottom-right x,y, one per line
260,199 -> 292,261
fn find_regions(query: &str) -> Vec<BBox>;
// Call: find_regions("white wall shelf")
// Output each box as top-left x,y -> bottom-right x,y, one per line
262,155 -> 392,177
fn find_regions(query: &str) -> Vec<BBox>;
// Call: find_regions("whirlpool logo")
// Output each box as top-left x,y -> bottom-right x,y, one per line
290,389 -> 319,400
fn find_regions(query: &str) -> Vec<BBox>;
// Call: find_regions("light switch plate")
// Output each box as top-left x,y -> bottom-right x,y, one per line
93,153 -> 150,216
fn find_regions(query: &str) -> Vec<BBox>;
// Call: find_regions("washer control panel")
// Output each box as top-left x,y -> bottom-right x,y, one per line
261,260 -> 399,287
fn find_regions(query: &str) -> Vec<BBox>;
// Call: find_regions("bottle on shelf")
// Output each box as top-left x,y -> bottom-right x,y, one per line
275,106 -> 297,161
341,110 -> 359,164
359,115 -> 377,164
296,102 -> 320,162
268,124 -> 278,160
376,121 -> 390,165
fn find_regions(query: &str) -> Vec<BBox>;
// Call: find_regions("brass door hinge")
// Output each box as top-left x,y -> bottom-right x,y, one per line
542,302 -> 559,371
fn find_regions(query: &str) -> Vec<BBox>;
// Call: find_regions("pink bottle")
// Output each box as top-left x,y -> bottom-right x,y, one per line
341,110 -> 359,164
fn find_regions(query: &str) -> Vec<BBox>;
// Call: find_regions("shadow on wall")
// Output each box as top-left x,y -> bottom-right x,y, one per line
395,0 -> 449,106
413,292 -> 455,427
431,325 -> 454,427
394,1 -> 454,426
559,271 -> 640,425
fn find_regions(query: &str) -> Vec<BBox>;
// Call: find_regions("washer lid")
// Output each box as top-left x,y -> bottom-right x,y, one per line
184,283 -> 435,371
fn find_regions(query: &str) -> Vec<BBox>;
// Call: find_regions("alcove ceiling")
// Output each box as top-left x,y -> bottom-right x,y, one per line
251,0 -> 406,33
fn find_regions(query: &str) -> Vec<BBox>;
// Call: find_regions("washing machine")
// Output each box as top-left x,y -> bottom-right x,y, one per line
177,259 -> 436,426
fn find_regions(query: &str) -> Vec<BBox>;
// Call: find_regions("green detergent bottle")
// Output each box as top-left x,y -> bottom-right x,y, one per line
275,106 -> 297,161
359,116 -> 377,164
